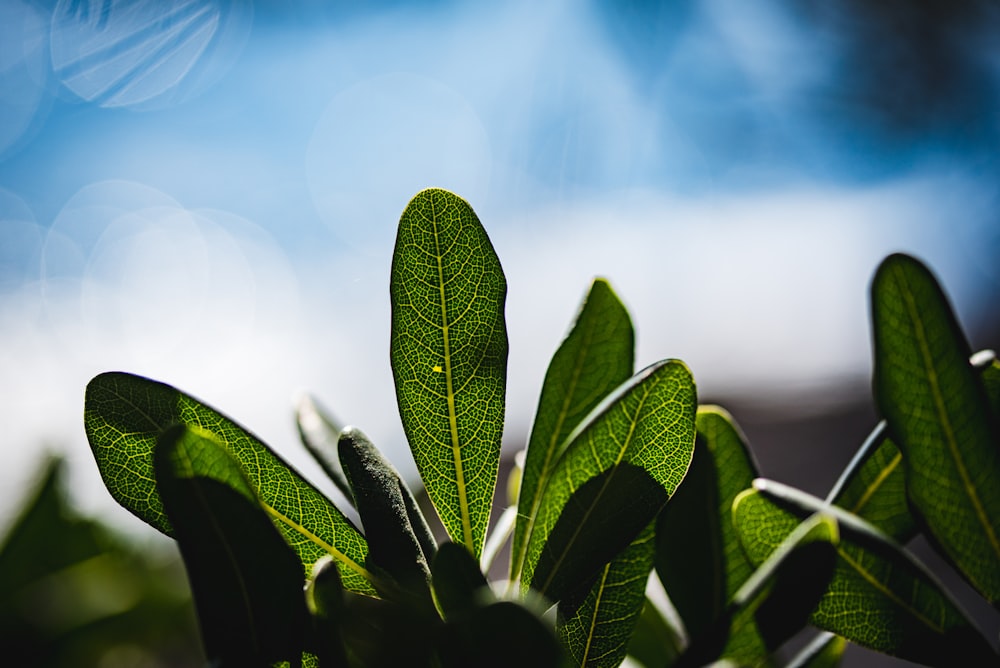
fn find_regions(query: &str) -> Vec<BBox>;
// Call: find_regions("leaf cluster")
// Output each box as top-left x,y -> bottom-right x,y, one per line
83,189 -> 1000,667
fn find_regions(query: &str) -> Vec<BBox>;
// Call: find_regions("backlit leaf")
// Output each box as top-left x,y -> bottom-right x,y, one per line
84,371 -> 374,596
734,479 -> 996,666
390,188 -> 508,558
785,632 -> 846,668
523,360 -> 697,603
511,278 -> 633,582
872,253 -> 1000,603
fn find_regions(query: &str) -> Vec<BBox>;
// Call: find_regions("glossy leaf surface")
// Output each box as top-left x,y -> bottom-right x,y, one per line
656,406 -> 759,641
558,523 -> 655,668
390,188 -> 508,558
523,360 -> 697,602
734,480 -> 996,666
85,371 -> 374,595
872,253 -> 1000,603
154,424 -> 308,666
511,277 -> 633,581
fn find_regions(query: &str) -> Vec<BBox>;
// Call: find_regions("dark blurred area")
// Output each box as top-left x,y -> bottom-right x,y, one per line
0,458 -> 202,667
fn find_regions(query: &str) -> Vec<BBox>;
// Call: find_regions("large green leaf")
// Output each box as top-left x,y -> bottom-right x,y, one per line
523,360 -> 697,603
154,424 -> 308,666
558,523 -> 655,668
84,371 -> 374,596
656,406 -> 759,641
511,278 -> 634,582
431,541 -> 493,622
677,513 -> 839,668
624,597 -> 683,668
734,479 -> 997,666
871,253 -> 1000,603
338,427 -> 435,608
390,188 -> 508,558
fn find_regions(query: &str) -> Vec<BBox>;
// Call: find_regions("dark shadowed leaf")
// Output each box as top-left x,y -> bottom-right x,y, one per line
390,188 -> 508,559
872,253 -> 1000,603
431,541 -> 492,622
154,424 -> 308,666
677,513 -> 839,668
440,600 -> 562,668
624,597 -> 683,668
656,406 -> 759,641
338,426 -> 435,607
305,558 -> 350,668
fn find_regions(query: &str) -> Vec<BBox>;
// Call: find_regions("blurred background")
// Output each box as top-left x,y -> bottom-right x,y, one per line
1,0 -> 999,665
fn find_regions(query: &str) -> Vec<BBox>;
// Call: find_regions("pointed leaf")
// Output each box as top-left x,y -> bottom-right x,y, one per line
785,632 -> 846,668
558,522 -> 656,668
338,426 -> 435,607
872,253 -> 1000,603
511,278 -> 634,582
84,371 -> 374,596
656,406 -> 760,641
390,188 -> 508,558
154,424 -> 308,666
431,541 -> 493,622
734,479 -> 997,666
523,360 -> 697,603
296,394 -> 353,505
678,513 -> 839,668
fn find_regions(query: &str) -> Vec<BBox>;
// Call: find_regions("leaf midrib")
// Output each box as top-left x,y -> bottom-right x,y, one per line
263,504 -> 372,582
850,451 -> 902,516
580,562 -> 613,666
428,202 -> 474,552
837,547 -> 943,633
896,267 -> 1000,559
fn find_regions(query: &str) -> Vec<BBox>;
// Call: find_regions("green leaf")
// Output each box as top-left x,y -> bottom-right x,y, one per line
154,424 -> 308,666
828,351 -> 1000,544
523,360 -> 697,603
784,632 -> 846,668
872,253 -> 1000,603
678,513 -> 839,668
827,421 -> 915,542
84,371 -> 374,596
734,479 -> 997,666
431,541 -> 493,622
305,558 -> 350,667
655,406 -> 759,641
296,394 -> 354,506
439,600 -> 563,668
511,278 -> 634,582
558,522 -> 655,668
624,597 -> 683,668
390,188 -> 508,558
338,427 -> 435,607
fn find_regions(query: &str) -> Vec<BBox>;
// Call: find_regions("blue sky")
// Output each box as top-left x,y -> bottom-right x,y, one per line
1,0 -> 999,526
